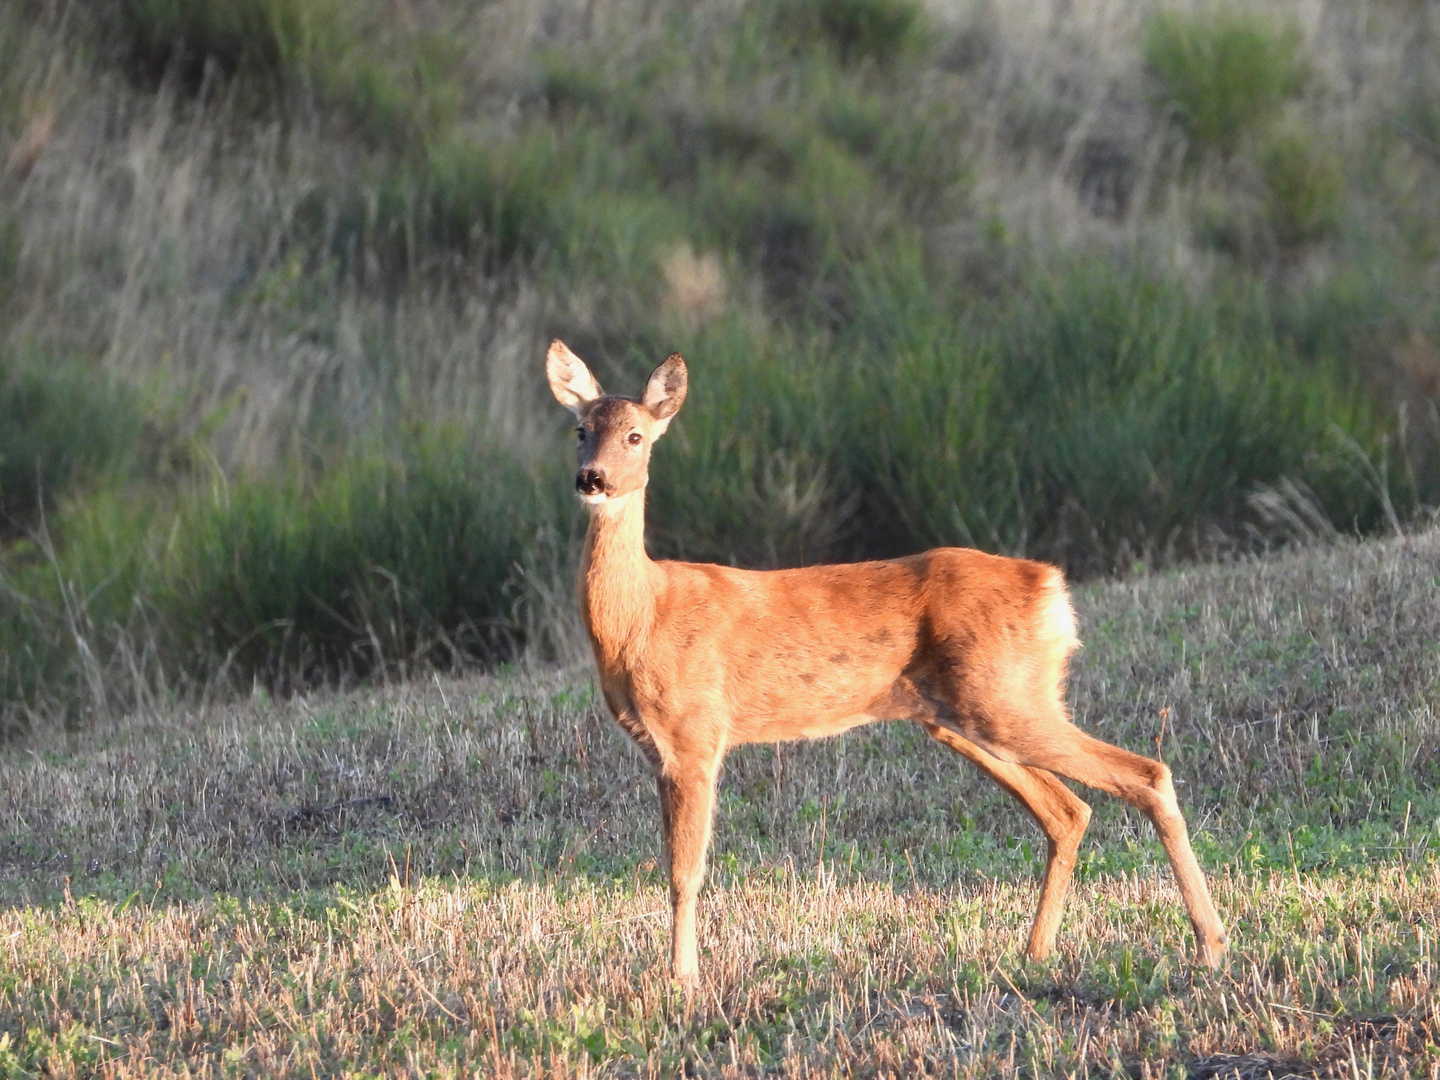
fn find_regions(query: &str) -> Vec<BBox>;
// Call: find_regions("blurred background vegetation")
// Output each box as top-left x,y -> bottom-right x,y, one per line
0,0 -> 1437,729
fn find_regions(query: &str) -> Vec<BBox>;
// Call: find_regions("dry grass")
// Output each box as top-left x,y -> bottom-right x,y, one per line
2,870 -> 1436,1077
2,531 -> 1438,1074
2,40 -> 550,475
5,0 -> 1437,474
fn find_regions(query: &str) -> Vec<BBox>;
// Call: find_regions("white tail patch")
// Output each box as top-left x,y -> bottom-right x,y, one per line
1040,568 -> 1080,652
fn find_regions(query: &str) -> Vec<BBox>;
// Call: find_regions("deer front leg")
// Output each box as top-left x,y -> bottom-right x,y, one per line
657,753 -> 721,989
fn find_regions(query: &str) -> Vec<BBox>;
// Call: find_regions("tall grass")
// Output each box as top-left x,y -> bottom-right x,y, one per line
649,256 -> 1388,572
1,433 -> 556,716
0,0 -> 1437,721
154,435 -> 548,687
1143,6 -> 1305,160
0,353 -> 146,529
106,0 -> 456,143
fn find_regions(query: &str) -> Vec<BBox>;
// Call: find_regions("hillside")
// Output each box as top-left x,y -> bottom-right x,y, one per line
1,0 -> 1439,723
1,532 -> 1436,1074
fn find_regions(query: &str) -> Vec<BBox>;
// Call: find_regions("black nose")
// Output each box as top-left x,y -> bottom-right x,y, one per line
576,468 -> 606,495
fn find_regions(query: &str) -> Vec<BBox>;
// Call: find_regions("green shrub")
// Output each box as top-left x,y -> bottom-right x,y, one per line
1144,6 -> 1305,158
335,32 -> 459,147
645,317 -> 850,568
107,0 -> 452,145
421,138 -> 562,266
151,434 -> 545,688
0,477 -> 162,726
0,431 -> 549,715
0,356 -> 146,528
826,257 -> 1012,558
1261,131 -> 1345,246
640,256 -> 1389,575
0,569 -> 65,730
779,0 -> 925,66
983,263 -> 1381,565
111,0 -> 346,89
1273,264 -> 1402,366
312,133 -> 569,280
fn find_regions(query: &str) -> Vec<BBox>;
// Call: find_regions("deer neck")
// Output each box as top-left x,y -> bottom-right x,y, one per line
579,488 -> 658,670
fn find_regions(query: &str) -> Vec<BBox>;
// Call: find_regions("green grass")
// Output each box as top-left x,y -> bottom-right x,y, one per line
0,353 -> 146,529
1144,5 -> 1306,160
0,432 -> 557,719
152,434 -> 548,686
1260,130 -> 1347,248
0,532 -> 1436,1074
776,0 -> 926,66
107,0 -> 455,143
0,254 -> 1393,717
648,257 -> 1389,571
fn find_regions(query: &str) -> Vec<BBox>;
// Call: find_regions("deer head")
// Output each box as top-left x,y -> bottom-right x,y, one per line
546,340 -> 687,506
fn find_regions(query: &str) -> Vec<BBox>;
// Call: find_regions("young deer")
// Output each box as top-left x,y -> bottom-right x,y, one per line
546,340 -> 1228,986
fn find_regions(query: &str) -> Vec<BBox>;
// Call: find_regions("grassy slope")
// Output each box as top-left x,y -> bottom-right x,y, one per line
4,0 -> 1440,720
1,531 -> 1437,1076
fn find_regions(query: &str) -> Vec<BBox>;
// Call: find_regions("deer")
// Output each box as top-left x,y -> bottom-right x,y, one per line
545,339 -> 1228,988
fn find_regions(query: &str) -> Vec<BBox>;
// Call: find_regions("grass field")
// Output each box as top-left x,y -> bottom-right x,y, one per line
2,530 -> 1437,1076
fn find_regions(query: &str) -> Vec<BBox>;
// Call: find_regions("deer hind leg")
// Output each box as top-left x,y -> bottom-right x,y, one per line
657,749 -> 723,989
922,722 -> 1091,961
995,720 -> 1229,967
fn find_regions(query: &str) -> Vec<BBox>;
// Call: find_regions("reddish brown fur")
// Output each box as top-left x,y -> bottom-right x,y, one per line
546,340 -> 1228,987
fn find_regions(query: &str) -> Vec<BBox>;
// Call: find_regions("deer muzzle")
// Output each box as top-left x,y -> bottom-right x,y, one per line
576,467 -> 610,497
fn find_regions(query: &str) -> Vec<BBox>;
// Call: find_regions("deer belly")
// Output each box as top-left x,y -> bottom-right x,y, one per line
730,710 -> 880,744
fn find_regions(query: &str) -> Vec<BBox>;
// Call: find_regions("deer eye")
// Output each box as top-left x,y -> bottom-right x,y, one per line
626,432 -> 643,446
576,427 -> 585,441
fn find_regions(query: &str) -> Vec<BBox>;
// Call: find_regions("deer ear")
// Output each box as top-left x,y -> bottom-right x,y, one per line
642,353 -> 687,436
547,340 -> 604,417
